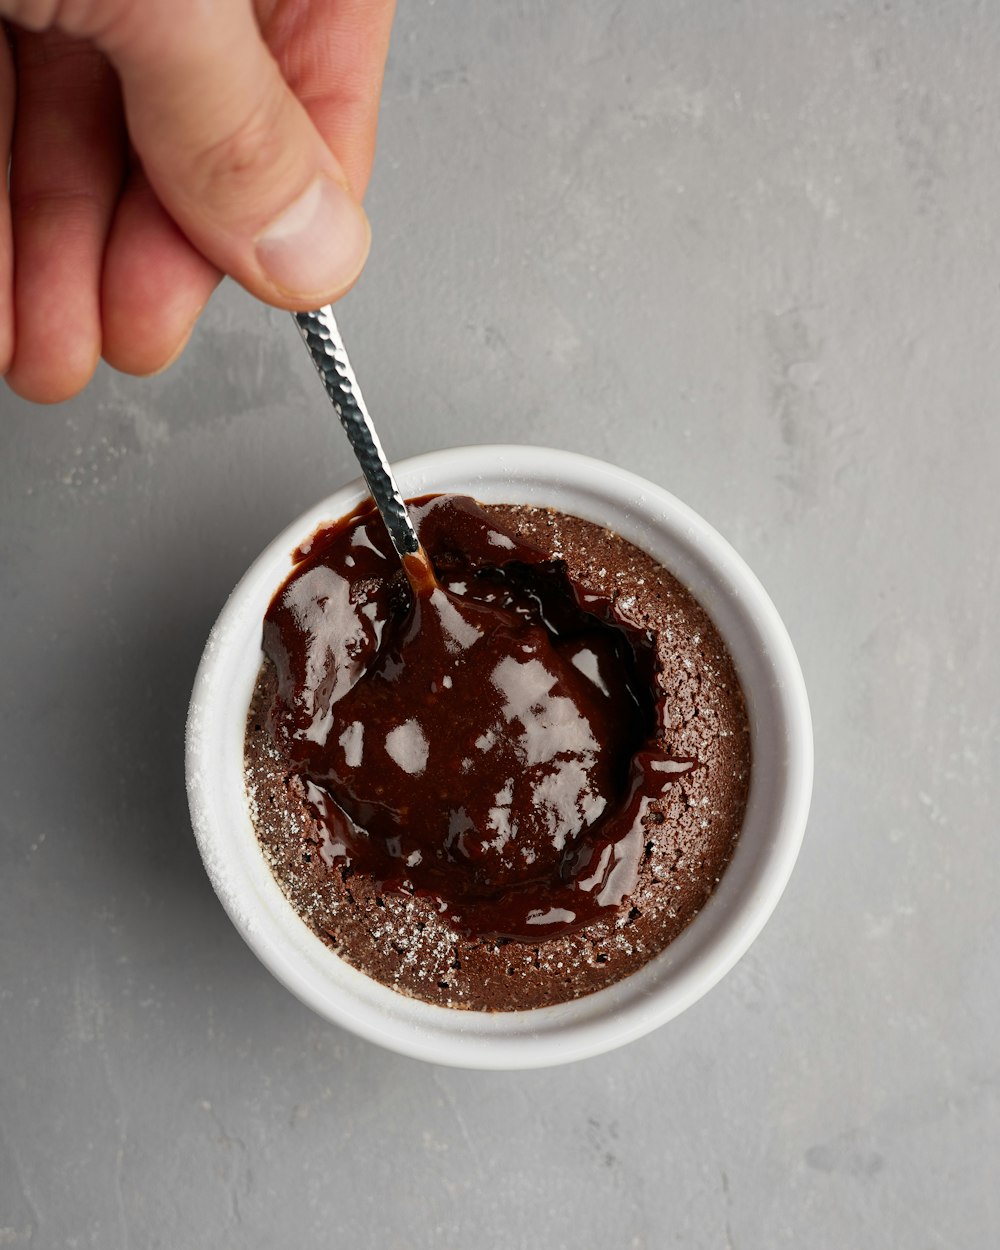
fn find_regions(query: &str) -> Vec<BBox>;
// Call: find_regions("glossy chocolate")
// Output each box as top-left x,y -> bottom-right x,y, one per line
261,494 -> 694,940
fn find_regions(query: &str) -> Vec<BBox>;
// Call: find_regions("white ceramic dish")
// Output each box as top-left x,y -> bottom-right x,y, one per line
186,445 -> 812,1069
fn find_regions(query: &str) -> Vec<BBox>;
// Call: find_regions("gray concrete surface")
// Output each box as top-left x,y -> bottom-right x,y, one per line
2,1 -> 998,1245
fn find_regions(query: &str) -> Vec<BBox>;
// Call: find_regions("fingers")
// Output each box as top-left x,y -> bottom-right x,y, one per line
96,0 -> 371,311
259,0 -> 397,200
101,165 -> 221,377
5,27 -> 124,403
1,0 -> 397,402
0,28 -> 15,375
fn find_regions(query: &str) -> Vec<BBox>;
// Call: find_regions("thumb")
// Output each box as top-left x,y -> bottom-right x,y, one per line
99,0 -> 371,309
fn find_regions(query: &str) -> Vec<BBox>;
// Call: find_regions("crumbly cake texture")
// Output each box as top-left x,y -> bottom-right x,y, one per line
243,504 -> 751,1012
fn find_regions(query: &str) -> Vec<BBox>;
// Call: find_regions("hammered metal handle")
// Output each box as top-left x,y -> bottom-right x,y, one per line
293,306 -> 420,559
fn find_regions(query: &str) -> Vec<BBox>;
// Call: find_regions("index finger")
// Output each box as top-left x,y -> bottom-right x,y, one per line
258,0 -> 396,200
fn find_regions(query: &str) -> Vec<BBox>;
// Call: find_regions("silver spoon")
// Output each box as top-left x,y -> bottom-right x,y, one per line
292,306 -> 437,594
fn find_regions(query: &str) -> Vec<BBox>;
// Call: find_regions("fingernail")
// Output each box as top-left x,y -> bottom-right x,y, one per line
255,175 -> 371,302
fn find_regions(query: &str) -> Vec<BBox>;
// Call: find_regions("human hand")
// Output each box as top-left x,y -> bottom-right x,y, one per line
0,0 -> 395,403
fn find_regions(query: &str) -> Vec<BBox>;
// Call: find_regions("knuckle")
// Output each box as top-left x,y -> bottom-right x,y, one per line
188,77 -> 296,206
3,2 -> 57,28
6,1 -> 114,35
3,2 -> 51,26
11,185 -> 108,224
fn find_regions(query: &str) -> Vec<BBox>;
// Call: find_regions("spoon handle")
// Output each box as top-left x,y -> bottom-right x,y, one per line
292,306 -> 421,559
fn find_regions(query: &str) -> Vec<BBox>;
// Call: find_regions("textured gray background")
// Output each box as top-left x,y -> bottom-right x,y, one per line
2,1 -> 997,1245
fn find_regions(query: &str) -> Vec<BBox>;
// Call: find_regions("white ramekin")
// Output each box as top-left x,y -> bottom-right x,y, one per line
186,446 -> 812,1069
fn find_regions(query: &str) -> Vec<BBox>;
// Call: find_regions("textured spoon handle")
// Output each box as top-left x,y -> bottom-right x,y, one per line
293,306 -> 420,558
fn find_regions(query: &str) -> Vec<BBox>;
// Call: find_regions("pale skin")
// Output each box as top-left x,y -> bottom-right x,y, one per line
0,0 -> 396,403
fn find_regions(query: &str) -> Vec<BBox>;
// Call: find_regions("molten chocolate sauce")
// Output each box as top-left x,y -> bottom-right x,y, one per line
262,495 -> 694,940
